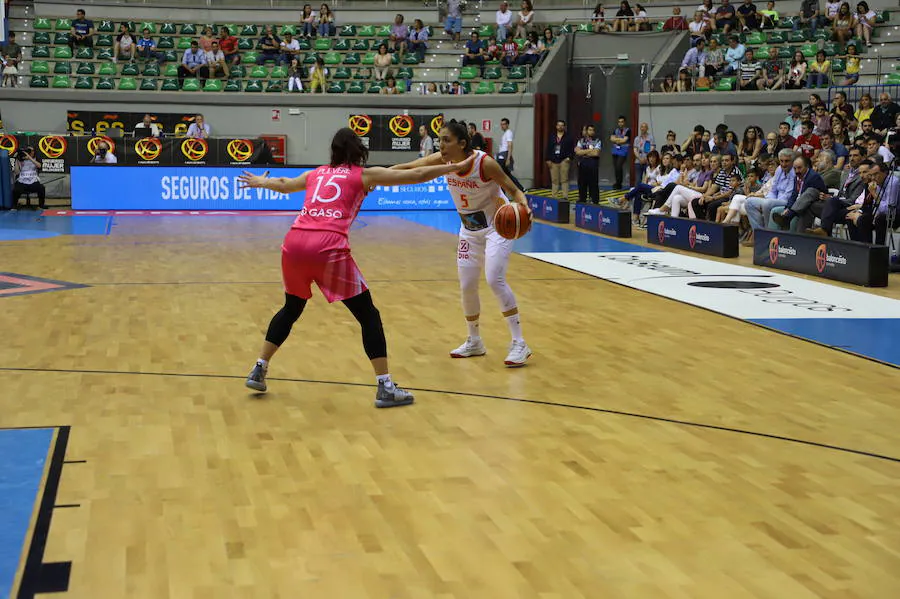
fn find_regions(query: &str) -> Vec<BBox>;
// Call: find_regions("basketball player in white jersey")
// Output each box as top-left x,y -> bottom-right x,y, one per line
392,120 -> 533,366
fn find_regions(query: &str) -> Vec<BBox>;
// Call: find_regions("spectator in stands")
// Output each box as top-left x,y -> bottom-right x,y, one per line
257,26 -> 281,65
873,93 -> 900,136
649,154 -> 716,217
516,0 -> 536,38
644,153 -> 697,212
468,123 -> 485,151
722,36 -> 745,75
390,14 -> 409,59
463,32 -> 486,75
409,20 -> 429,63
137,29 -> 164,65
660,131 -> 678,155
633,122 -> 655,184
114,24 -> 135,63
787,103 -> 804,137
484,36 -> 502,63
742,148 -> 796,243
681,38 -> 707,76
373,44 -> 392,80
855,93 -> 875,123
831,116 -> 850,145
831,91 -> 854,120
815,148 -> 842,188
69,9 -> 94,50
689,11 -> 710,44
318,4 -> 336,37
448,80 -> 467,95
820,131 -> 848,169
715,0 -> 739,34
698,0 -> 717,31
541,28 -> 556,52
497,118 -> 524,190
300,5 -> 317,39
660,74 -> 676,93
812,104 -> 832,136
206,41 -> 229,79
723,159 -> 777,226
839,43 -> 860,85
761,131 -> 780,158
846,160 -> 896,243
12,146 -> 45,210
859,118 -> 879,141
737,0 -> 761,30
855,1 -> 876,46
865,134 -> 894,163
632,4 -> 650,30
807,146 -> 866,235
825,0 -> 841,25
187,115 -> 211,139
711,130 -> 738,156
179,40 -> 208,85
693,152 -> 741,219
517,32 -> 543,68
134,114 -> 161,138
664,7 -> 689,30
757,46 -> 783,89
287,58 -> 304,92
419,125 -> 434,157
309,56 -> 327,92
445,0 -> 463,47
768,155 -> 825,229
608,117 -> 632,190
794,120 -> 821,160
796,0 -> 822,35
681,125 -> 706,156
625,149 -> 661,212
381,76 -> 402,95
759,0 -> 779,28
1,32 -> 22,87
884,113 -> 900,155
497,2 -> 515,41
423,82 -> 440,95
199,27 -> 215,52
716,167 -> 761,222
806,50 -> 829,88
92,141 -> 117,164
219,27 -> 240,66
612,1 -> 635,32
738,126 -> 762,168
737,48 -> 761,90
627,151 -> 680,222
280,32 -> 300,66
575,124 -> 603,204
832,2 -> 854,44
592,4 -> 609,32
702,38 -> 724,76
501,35 -> 519,67
545,120 -> 576,199
785,50 -> 807,89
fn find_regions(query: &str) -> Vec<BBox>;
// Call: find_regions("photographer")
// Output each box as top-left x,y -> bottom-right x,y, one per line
12,147 -> 46,210
92,141 -> 118,164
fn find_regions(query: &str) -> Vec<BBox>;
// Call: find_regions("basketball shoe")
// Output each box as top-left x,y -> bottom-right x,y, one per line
375,381 -> 415,408
450,337 -> 487,358
504,340 -> 532,367
245,362 -> 267,392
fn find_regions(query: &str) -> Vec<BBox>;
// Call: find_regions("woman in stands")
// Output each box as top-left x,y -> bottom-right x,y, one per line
648,153 -> 718,218
738,126 -> 762,171
833,2 -> 855,45
855,1 -> 876,47
238,128 -> 475,407
786,50 -> 808,89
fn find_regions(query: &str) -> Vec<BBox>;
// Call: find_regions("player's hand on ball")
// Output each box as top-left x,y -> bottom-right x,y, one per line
238,170 -> 270,189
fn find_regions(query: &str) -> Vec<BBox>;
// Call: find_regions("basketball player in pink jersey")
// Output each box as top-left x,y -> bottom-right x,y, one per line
238,128 -> 474,407
391,120 -> 533,367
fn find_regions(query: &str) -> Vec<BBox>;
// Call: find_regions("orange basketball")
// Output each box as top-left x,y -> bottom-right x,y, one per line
493,203 -> 532,240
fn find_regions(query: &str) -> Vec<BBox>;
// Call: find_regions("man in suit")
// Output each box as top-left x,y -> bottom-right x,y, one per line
806,146 -> 867,236
769,155 -> 827,230
847,160 -> 899,245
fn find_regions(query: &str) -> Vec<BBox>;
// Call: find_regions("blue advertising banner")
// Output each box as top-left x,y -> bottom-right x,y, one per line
574,203 -> 631,237
645,215 -> 740,258
71,166 -> 456,211
526,194 -> 570,224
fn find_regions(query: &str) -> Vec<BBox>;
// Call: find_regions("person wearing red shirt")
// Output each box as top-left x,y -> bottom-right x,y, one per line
793,120 -> 821,160
218,26 -> 240,65
663,6 -> 689,30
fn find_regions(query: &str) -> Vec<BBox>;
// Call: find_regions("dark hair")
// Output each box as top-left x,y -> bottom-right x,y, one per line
442,119 -> 472,152
330,127 -> 369,167
801,120 -> 814,130
501,117 -> 510,125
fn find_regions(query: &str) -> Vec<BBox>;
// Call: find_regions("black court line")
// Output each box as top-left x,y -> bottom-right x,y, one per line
52,504 -> 80,509
3,366 -> 899,465
17,426 -> 71,599
62,460 -> 86,464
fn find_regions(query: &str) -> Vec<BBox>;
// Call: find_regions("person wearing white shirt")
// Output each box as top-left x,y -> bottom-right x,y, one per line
496,1 -> 513,42
496,117 -> 523,190
280,32 -> 301,65
133,113 -> 161,138
186,114 -> 211,139
205,41 -> 229,78
92,141 -> 118,164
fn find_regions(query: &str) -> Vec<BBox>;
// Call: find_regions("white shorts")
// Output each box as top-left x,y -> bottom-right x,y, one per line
457,225 -> 513,269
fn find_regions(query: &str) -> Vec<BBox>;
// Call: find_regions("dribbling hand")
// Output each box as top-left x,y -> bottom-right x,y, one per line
238,170 -> 270,189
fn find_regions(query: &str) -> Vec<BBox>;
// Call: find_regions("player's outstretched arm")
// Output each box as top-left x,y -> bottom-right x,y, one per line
364,153 -> 475,188
388,152 -> 446,170
238,170 -> 311,193
482,155 -> 530,211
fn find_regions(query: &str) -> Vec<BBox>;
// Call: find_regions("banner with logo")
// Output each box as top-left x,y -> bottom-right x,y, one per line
66,110 -> 199,137
1,134 -> 270,172
348,113 -> 444,151
645,215 -> 740,258
70,166 -> 457,211
574,203 -> 632,238
526,194 -> 570,224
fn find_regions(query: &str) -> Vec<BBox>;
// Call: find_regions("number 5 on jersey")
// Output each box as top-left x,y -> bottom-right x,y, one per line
459,193 -> 469,209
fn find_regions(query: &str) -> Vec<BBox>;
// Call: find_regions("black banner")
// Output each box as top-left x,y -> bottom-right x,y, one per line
67,110 -> 199,137
348,113 -> 444,151
645,215 -> 740,258
1,134 -> 271,172
753,229 -> 890,287
526,194 -> 570,224
574,202 -> 632,238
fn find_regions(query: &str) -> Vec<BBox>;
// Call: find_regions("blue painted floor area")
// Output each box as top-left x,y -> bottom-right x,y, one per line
0,428 -> 54,599
0,212 -> 111,238
751,318 -> 900,366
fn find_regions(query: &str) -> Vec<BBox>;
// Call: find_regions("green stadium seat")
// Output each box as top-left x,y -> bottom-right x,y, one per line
831,58 -> 845,73
360,51 -> 375,65
333,66 -> 351,79
822,42 -> 838,57
271,65 -> 288,78
459,66 -> 478,80
753,46 -> 770,60
75,46 -> 94,59
76,62 -> 95,75
475,81 -> 495,94
715,76 -> 736,91
121,62 -> 140,76
339,25 -> 357,36
367,81 -> 384,93
229,65 -> 246,78
875,10 -> 888,23
163,50 -> 177,62
425,25 -> 434,36
788,30 -> 807,43
514,38 -> 526,49
402,54 -> 419,64
508,66 -> 527,79
800,43 -> 817,57
743,31 -> 765,45
499,82 -> 519,94
334,38 -> 351,51
249,65 -> 268,78
224,79 -> 243,91
30,61 -> 50,74
358,25 -> 376,37
348,81 -> 366,93
34,17 -> 52,30
221,24 -> 238,36
241,24 -> 259,36
54,62 -> 71,74
810,29 -> 830,41
120,21 -> 136,33
97,19 -> 114,33
178,38 -> 193,50
777,45 -> 792,59
160,78 -> 179,91
324,52 -> 341,65
139,21 -> 156,33
558,24 -> 573,34
33,31 -> 51,44
886,73 -> 900,85
245,79 -> 264,92
54,46 -> 73,59
280,25 -> 297,36
31,45 -> 50,58
160,22 -> 177,34
54,32 -> 70,45
655,21 -> 665,32
767,31 -> 786,44
97,34 -> 113,47
182,78 -> 201,91
351,38 -> 370,52
396,67 -> 413,79
97,48 -> 114,60
140,78 -> 158,90
779,17 -> 796,28
158,36 -> 175,49
237,37 -> 254,50
376,25 -> 391,37
55,18 -> 72,30
181,23 -> 197,35
327,81 -> 346,93
142,62 -> 160,76
118,77 -> 137,90
203,79 -> 223,91
343,52 -> 360,65
461,82 -> 471,94
163,63 -> 178,77
297,38 -> 311,51
75,76 -> 95,89
353,67 -> 370,79
264,80 -> 281,92
30,75 -> 49,88
478,24 -> 495,37
96,77 -> 114,90
243,50 -> 260,64
315,38 -> 332,51
576,23 -> 591,32
52,75 -> 71,88
98,62 -> 116,76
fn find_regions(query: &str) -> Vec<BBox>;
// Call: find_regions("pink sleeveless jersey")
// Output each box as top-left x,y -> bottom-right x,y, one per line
291,164 -> 367,237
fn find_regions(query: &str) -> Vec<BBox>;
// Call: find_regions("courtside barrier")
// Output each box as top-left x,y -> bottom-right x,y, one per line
526,194 -> 570,224
645,215 -> 740,258
574,202 -> 632,237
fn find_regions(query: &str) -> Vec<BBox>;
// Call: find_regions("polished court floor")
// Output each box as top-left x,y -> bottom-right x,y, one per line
1,210 -> 899,599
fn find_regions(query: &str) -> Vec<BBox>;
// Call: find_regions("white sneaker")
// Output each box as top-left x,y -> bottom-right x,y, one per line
647,208 -> 666,216
450,336 -> 487,358
504,340 -> 532,367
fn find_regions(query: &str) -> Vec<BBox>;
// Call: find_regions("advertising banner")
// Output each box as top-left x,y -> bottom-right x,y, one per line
66,110 -> 198,137
70,166 -> 457,211
348,113 -> 444,151
645,215 -> 740,258
574,202 -> 631,237
526,194 -> 570,224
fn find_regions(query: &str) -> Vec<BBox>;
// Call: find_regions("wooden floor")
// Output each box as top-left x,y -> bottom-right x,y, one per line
2,215 -> 899,599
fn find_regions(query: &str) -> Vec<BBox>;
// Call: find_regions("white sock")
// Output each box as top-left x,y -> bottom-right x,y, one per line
257,359 -> 268,369
466,319 -> 480,339
505,313 -> 524,343
376,374 -> 394,389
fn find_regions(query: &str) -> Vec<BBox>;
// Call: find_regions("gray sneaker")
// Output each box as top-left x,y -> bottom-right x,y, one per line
245,363 -> 267,392
375,381 -> 415,408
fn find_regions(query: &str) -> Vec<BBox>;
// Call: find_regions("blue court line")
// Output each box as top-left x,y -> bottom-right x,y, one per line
0,428 -> 54,599
0,212 -> 112,238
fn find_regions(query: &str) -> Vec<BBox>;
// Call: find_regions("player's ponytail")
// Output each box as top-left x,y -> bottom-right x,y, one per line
331,127 -> 369,167
443,119 -> 472,153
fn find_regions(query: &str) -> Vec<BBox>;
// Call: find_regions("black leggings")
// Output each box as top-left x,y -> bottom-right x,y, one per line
264,290 -> 387,360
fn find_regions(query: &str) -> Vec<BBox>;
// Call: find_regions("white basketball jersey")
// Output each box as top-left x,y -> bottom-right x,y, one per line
445,150 -> 509,231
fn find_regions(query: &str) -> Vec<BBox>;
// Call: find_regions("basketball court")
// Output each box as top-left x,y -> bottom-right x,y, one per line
1,209 -> 899,599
